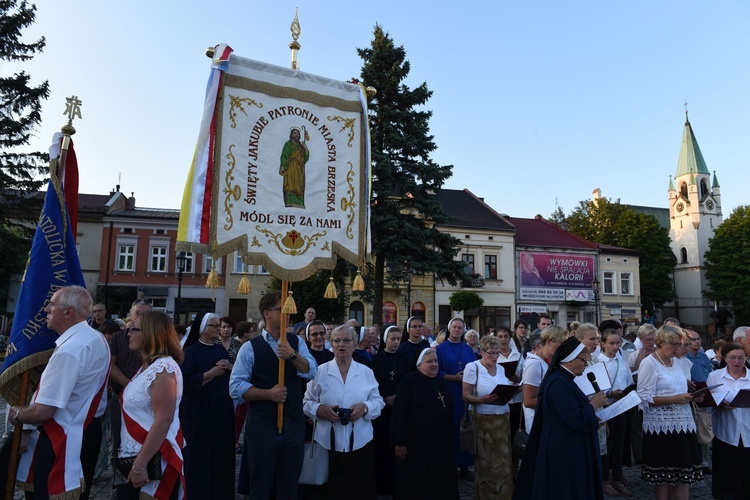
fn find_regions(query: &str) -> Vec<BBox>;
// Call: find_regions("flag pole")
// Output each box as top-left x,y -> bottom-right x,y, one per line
277,8 -> 302,434
4,370 -> 29,500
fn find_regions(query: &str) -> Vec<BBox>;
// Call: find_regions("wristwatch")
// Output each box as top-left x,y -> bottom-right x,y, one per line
289,351 -> 298,361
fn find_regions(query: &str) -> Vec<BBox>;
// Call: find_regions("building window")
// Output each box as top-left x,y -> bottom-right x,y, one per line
256,265 -> 269,275
117,244 -> 135,271
234,252 -> 249,273
603,271 -> 615,295
680,247 -> 688,264
349,301 -> 364,326
620,272 -> 632,296
202,255 -> 222,274
150,246 -> 168,272
484,255 -> 497,280
462,253 -> 475,273
181,252 -> 194,274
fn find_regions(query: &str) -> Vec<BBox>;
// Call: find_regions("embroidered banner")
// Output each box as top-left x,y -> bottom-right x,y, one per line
178,48 -> 371,281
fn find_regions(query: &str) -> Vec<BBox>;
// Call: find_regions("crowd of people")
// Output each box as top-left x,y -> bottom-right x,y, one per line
3,286 -> 748,499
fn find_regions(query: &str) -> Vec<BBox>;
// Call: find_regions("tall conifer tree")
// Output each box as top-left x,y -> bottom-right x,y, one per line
358,25 -> 464,324
0,1 -> 49,309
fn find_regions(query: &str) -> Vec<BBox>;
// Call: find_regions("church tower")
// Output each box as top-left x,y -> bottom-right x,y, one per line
667,111 -> 722,327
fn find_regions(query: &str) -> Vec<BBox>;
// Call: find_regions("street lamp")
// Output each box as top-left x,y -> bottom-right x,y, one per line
591,276 -> 600,326
175,252 -> 187,325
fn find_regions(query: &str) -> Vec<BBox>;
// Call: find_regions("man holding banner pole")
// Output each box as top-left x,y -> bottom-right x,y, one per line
230,290 -> 316,498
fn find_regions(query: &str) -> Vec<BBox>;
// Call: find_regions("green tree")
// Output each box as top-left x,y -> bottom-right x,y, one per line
449,290 -> 484,313
357,25 -> 464,324
266,260 -> 351,325
0,1 -> 49,311
565,197 -> 676,312
705,205 -> 750,325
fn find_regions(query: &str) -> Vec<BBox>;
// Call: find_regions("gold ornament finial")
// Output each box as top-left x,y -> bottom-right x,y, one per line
62,95 -> 82,136
289,8 -> 301,70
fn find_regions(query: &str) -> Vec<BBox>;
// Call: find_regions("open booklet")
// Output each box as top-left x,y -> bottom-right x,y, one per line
484,384 -> 522,406
595,391 -> 641,422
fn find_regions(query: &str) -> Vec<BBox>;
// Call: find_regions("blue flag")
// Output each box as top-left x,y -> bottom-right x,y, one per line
0,176 -> 85,404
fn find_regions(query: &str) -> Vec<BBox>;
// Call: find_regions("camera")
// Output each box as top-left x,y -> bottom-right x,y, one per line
336,407 -> 352,425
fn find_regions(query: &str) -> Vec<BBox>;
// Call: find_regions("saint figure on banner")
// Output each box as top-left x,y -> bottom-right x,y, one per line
279,126 -> 309,208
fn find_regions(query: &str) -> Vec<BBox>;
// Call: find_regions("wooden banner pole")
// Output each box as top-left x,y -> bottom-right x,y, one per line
277,280 -> 289,433
5,370 -> 30,500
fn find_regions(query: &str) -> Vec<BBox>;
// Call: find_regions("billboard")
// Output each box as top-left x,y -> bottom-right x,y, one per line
519,251 -> 596,301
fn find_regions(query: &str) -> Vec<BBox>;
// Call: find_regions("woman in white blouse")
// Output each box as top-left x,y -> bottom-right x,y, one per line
598,328 -> 634,497
463,335 -> 516,499
707,341 -> 750,499
636,326 -> 702,500
495,326 -> 523,480
303,325 -> 385,499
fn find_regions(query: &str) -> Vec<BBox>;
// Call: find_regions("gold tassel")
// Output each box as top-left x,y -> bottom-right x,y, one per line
205,263 -> 219,302
282,290 -> 297,314
324,276 -> 338,299
238,272 -> 250,295
352,268 -> 365,292
206,264 -> 219,288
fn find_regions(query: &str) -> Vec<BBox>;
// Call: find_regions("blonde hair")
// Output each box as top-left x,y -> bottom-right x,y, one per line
654,325 -> 683,348
574,323 -> 597,341
541,325 -> 568,344
139,310 -> 184,364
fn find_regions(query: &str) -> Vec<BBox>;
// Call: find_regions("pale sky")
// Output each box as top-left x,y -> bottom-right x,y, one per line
19,1 -> 750,220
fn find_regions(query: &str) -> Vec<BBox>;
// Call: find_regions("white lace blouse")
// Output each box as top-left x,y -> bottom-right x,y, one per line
636,354 -> 695,435
119,357 -> 183,457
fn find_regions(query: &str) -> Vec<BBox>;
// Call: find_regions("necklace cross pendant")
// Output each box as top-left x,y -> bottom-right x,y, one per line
457,360 -> 463,369
390,370 -> 395,381
437,392 -> 446,408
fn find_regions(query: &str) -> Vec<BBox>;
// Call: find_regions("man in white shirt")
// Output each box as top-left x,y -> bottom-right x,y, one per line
8,285 -> 110,499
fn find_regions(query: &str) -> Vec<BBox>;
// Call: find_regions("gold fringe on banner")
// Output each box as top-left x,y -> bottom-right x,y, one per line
352,268 -> 365,292
324,276 -> 337,299
237,272 -> 250,295
282,290 -> 297,314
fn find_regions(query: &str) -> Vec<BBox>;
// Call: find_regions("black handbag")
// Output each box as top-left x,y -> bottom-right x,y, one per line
512,415 -> 529,457
113,452 -> 162,487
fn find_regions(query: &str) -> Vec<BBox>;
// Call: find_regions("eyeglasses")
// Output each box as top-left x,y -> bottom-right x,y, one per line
726,356 -> 748,362
484,351 -> 501,356
128,327 -> 142,332
331,338 -> 353,344
205,323 -> 221,328
575,356 -> 588,363
668,341 -> 681,347
309,332 -> 326,338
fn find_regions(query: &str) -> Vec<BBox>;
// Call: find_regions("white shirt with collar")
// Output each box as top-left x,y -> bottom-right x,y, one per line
707,367 -> 750,447
303,360 -> 385,452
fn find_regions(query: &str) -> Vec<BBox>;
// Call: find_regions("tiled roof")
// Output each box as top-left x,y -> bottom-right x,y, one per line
434,189 -> 515,231
628,204 -> 670,230
507,215 -> 639,255
507,216 -> 597,249
108,208 -> 180,219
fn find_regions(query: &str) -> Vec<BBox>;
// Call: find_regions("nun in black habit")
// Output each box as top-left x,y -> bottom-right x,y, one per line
513,337 -> 608,500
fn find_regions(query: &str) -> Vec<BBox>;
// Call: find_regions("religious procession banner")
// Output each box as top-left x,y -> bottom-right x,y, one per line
177,45 -> 371,281
0,135 -> 85,404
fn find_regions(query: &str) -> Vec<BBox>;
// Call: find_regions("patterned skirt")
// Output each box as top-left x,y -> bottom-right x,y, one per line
641,430 -> 703,486
474,412 -> 513,500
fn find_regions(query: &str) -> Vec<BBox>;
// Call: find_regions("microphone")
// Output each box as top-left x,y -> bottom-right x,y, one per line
587,372 -> 601,393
